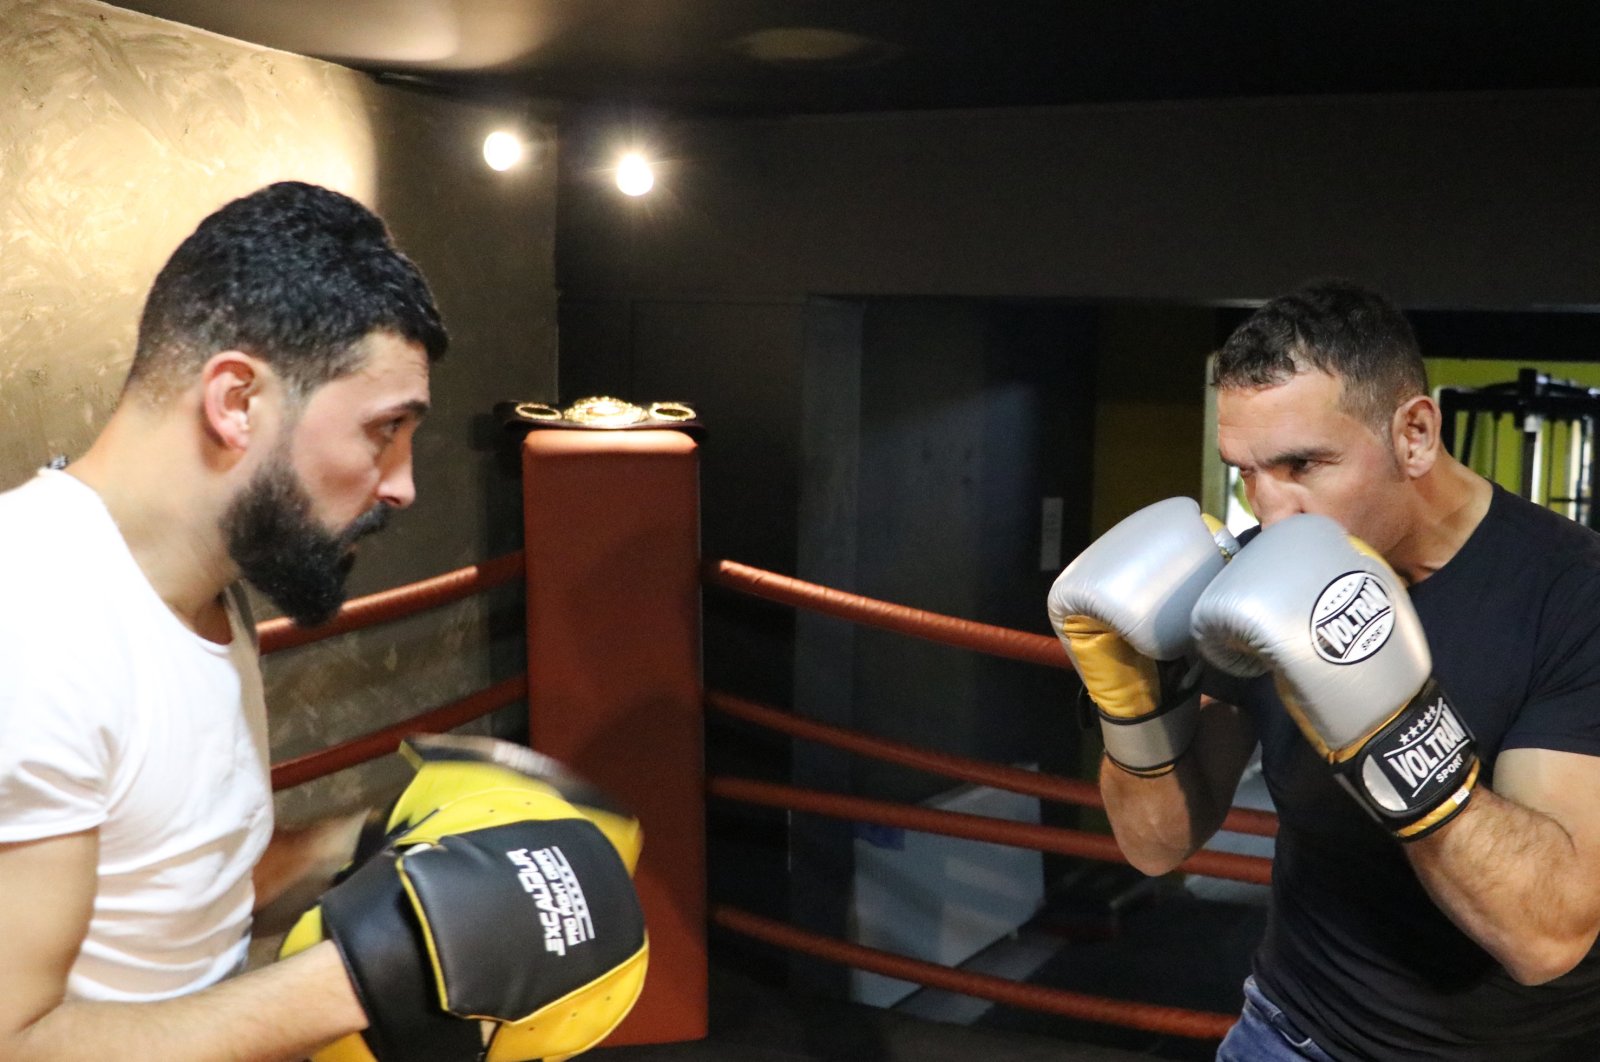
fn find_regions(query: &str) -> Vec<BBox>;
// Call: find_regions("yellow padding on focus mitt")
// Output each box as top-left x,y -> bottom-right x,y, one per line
280,737 -> 647,1062
390,735 -> 643,872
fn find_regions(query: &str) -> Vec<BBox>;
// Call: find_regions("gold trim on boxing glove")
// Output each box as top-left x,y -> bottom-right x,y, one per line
1272,673 -> 1419,767
1394,759 -> 1480,842
1200,513 -> 1241,562
1272,674 -> 1341,763
1345,534 -> 1396,573
1058,616 -> 1163,721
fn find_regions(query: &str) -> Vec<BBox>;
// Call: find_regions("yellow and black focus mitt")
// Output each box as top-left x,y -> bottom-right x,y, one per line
281,735 -> 648,1062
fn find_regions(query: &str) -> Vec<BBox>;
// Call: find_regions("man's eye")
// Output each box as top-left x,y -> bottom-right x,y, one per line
1287,458 -> 1313,475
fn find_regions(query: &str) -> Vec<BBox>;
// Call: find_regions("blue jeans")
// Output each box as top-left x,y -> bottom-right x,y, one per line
1216,976 -> 1337,1062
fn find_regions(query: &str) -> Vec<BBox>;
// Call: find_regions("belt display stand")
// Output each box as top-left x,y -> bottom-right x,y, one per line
502,396 -> 709,1046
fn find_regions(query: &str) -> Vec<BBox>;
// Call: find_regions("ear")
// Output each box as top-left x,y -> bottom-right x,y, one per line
1392,394 -> 1441,479
200,351 -> 267,452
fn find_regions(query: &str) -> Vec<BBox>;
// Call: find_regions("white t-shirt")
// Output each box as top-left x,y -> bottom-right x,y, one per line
0,470 -> 273,1001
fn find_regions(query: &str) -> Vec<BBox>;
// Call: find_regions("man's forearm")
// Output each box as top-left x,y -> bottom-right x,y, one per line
1408,786 -> 1600,985
1100,698 -> 1257,875
10,942 -> 365,1062
1100,756 -> 1210,874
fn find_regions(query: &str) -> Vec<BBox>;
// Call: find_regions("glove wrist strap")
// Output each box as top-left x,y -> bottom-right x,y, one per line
1334,677 -> 1480,841
1099,684 -> 1200,777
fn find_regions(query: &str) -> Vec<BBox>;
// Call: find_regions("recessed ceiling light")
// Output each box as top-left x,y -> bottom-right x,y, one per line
616,152 -> 655,197
482,131 -> 524,171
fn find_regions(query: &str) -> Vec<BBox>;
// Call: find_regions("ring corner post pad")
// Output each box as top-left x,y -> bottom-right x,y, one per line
520,421 -> 708,1045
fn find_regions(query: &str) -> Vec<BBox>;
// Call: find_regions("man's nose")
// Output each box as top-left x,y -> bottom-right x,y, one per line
377,442 -> 416,510
1249,476 -> 1300,528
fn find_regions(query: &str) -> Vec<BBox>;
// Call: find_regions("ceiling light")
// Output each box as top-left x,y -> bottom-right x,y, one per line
483,130 -> 524,171
616,152 -> 655,197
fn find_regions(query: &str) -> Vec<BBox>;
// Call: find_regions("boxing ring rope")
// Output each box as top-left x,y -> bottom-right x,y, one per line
706,689 -> 1278,840
704,558 -> 1071,670
268,676 -> 527,791
710,906 -> 1236,1041
257,551 -> 524,654
258,552 -> 527,791
707,774 -> 1270,885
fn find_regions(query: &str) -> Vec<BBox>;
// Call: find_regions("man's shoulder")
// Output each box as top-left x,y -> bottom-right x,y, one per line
0,472 -> 118,570
1472,488 -> 1600,595
0,471 -> 82,543
1488,485 -> 1600,554
0,475 -> 128,641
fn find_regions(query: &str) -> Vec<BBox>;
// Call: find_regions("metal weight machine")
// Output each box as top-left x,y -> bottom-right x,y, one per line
1438,368 -> 1600,531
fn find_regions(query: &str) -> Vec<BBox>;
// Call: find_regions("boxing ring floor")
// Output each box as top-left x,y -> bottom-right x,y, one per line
600,877 -> 1265,1062
600,964 -> 1160,1062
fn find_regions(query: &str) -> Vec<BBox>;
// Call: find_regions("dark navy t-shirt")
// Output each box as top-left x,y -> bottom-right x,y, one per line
1207,485 -> 1600,1061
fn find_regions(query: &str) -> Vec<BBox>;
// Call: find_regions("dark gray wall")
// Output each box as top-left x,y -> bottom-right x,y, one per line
848,300 -> 1094,795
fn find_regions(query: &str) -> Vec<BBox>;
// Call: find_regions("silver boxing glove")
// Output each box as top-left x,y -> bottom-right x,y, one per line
1048,497 -> 1238,776
1191,514 -> 1478,841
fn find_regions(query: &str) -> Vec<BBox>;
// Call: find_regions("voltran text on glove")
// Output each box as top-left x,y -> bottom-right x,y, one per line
1380,699 -> 1472,799
507,846 -> 595,956
1311,572 -> 1394,664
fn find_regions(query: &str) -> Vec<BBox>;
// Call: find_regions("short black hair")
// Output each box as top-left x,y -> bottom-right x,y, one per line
1212,280 -> 1427,430
126,181 -> 447,401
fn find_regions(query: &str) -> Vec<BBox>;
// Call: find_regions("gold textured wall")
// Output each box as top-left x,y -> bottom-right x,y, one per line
2,0 -> 557,855
1,0 -> 378,482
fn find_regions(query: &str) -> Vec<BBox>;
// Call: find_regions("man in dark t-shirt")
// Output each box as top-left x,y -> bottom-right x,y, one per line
1095,282 -> 1600,1060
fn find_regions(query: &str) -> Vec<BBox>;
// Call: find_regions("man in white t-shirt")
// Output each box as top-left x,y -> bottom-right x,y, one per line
0,182 -> 447,1059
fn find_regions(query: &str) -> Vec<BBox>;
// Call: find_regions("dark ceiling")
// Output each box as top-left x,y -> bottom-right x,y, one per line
106,1 -> 1600,117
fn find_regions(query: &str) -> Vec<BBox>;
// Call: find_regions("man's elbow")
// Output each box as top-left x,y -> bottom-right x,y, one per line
1501,932 -> 1595,987
1107,828 -> 1193,877
1123,851 -> 1185,878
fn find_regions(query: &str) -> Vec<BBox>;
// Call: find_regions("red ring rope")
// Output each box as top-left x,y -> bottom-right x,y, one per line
258,551 -> 523,655
269,676 -> 527,790
712,905 -> 1236,1041
707,689 -> 1277,838
704,559 -> 1071,670
708,776 -> 1271,886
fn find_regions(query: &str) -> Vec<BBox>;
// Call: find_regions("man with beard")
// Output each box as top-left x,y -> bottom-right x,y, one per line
0,182 -> 446,1058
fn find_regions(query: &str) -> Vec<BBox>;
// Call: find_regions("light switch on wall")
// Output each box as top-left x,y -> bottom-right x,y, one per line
1039,496 -> 1064,572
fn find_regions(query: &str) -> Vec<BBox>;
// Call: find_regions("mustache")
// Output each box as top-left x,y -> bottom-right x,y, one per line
340,504 -> 391,547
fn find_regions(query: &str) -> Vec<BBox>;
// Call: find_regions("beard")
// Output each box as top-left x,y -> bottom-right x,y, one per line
222,449 -> 391,628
